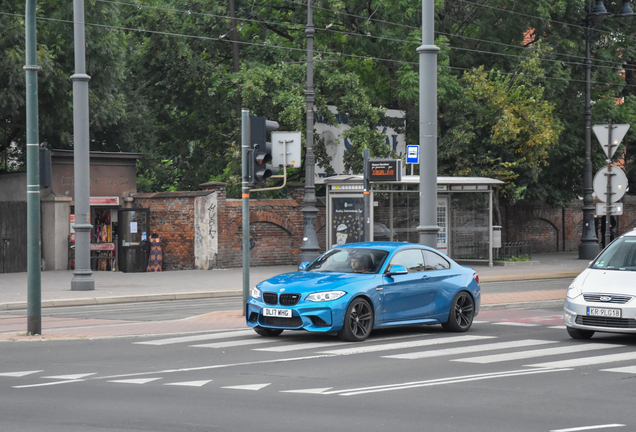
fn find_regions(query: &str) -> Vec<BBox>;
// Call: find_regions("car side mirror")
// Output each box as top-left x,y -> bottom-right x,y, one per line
386,265 -> 408,276
299,262 -> 309,271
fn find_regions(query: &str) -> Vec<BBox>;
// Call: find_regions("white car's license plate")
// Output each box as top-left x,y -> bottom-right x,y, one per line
263,308 -> 292,318
587,307 -> 621,318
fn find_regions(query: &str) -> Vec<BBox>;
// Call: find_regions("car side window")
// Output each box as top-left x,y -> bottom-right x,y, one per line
423,250 -> 450,271
390,249 -> 426,273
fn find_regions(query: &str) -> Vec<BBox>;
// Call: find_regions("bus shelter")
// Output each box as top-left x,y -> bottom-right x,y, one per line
324,175 -> 504,266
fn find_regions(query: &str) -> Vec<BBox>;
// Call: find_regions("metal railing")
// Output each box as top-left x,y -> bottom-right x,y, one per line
495,241 -> 532,260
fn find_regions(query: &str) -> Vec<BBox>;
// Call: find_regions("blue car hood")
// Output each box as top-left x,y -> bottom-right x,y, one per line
257,271 -> 377,294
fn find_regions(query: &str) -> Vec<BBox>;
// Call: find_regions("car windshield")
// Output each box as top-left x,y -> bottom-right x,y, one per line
306,248 -> 389,274
591,236 -> 636,271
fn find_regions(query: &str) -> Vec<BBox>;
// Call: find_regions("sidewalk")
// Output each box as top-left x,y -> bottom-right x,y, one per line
0,252 -> 588,340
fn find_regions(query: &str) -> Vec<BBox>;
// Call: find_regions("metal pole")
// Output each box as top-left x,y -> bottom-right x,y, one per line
299,0 -> 321,263
70,0 -> 95,290
363,148 -> 370,242
241,109 -> 250,314
417,0 -> 440,247
579,11 -> 600,259
605,123 -> 613,248
25,0 -> 41,335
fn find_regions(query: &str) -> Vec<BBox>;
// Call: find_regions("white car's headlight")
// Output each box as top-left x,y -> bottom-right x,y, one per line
251,286 -> 261,299
566,283 -> 582,299
306,291 -> 346,302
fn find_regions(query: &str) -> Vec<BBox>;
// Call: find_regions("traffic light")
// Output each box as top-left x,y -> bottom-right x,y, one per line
250,115 -> 279,184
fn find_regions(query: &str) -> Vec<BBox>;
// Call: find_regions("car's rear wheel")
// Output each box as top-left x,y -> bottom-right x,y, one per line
253,327 -> 284,337
338,298 -> 373,342
567,327 -> 594,340
442,291 -> 475,332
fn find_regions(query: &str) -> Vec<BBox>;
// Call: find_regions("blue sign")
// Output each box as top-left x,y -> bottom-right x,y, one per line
406,145 -> 419,164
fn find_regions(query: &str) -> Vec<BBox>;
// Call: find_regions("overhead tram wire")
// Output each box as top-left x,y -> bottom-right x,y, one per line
1,8 -> 634,88
92,0 -> 630,71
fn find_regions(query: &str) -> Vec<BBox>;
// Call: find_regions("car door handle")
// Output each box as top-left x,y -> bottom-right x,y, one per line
421,275 -> 431,281
376,286 -> 383,291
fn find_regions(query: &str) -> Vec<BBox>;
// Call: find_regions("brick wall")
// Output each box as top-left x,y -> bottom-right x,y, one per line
133,183 -> 326,270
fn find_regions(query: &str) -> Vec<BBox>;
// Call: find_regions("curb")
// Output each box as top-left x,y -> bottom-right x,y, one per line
479,272 -> 579,283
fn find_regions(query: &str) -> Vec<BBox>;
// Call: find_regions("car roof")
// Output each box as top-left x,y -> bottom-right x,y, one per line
332,242 -> 434,252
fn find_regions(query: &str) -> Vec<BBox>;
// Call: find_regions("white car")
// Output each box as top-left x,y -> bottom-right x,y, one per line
564,228 -> 636,339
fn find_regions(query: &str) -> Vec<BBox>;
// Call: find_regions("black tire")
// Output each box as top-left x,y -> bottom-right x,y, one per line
442,291 -> 475,332
338,298 -> 374,342
253,327 -> 284,337
567,327 -> 594,340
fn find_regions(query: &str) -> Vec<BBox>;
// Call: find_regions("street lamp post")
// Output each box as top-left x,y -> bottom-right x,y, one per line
579,0 -> 633,260
299,0 -> 321,264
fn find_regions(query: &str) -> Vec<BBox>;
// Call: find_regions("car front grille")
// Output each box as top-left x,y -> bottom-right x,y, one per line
280,293 -> 301,306
576,316 -> 636,329
260,316 -> 303,328
263,292 -> 278,305
583,294 -> 633,304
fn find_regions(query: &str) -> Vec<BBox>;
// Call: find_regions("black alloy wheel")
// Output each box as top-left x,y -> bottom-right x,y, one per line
338,298 -> 374,342
442,291 -> 475,332
567,327 -> 594,340
253,327 -> 284,337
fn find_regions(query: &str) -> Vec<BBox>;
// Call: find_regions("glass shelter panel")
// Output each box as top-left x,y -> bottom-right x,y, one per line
450,193 -> 489,260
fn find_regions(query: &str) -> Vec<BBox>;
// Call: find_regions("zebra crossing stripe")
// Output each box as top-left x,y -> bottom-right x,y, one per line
317,335 -> 494,356
491,322 -> 541,327
383,339 -> 556,360
0,370 -> 43,377
527,351 -> 636,368
191,339 -> 275,348
453,343 -> 624,364
254,341 -> 345,352
600,365 -> 636,374
135,329 -> 255,345
108,378 -> 162,385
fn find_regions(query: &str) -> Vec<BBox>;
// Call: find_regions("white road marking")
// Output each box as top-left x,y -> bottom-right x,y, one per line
548,326 -> 567,329
281,387 -> 334,394
222,383 -> 270,391
13,379 -> 85,389
491,322 -> 541,327
317,335 -> 494,356
600,365 -> 636,374
254,341 -> 344,352
0,370 -> 43,377
472,321 -> 489,324
550,424 -> 626,432
527,351 -> 636,368
190,339 -> 275,348
41,373 -> 97,380
108,378 -> 162,385
135,329 -> 255,345
453,343 -> 624,364
384,339 -> 556,360
320,368 -> 570,396
164,380 -> 213,387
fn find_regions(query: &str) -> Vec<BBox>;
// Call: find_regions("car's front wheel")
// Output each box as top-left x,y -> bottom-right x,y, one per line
338,298 -> 373,342
442,291 -> 475,332
567,327 -> 594,340
253,327 -> 284,337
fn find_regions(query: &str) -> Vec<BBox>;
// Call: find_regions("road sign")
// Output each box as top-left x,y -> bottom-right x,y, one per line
596,202 -> 623,216
593,166 -> 628,203
592,124 -> 630,159
406,145 -> 419,164
271,131 -> 302,168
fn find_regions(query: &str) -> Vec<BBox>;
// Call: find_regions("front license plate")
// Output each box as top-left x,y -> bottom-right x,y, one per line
587,307 -> 621,318
263,308 -> 292,318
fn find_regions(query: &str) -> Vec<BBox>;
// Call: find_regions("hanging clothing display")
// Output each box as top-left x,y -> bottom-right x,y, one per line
146,234 -> 163,272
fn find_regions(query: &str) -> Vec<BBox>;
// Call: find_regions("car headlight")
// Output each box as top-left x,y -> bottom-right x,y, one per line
566,283 -> 582,299
306,291 -> 346,302
251,286 -> 261,299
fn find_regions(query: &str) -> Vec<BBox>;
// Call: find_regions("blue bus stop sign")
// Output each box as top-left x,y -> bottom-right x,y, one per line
406,145 -> 419,164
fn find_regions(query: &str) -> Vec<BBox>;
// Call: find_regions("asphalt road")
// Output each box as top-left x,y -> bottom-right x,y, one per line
0,278 -> 571,321
3,305 -> 636,432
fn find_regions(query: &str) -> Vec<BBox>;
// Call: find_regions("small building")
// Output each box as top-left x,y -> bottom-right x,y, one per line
324,175 -> 503,266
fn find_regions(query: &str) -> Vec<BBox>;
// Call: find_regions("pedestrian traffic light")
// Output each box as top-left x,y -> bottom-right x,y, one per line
250,115 -> 279,184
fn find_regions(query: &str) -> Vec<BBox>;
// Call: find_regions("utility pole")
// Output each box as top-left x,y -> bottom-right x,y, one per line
71,0 -> 95,291
25,0 -> 42,335
417,0 -> 439,247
